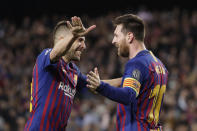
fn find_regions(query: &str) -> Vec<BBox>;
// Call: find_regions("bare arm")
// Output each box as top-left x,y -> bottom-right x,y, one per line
103,78 -> 122,87
50,16 -> 96,62
50,34 -> 77,62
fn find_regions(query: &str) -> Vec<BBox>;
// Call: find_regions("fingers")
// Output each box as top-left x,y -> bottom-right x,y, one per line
71,16 -> 83,27
87,84 -> 96,90
69,16 -> 96,37
80,25 -> 96,36
66,21 -> 72,29
71,16 -> 78,26
87,78 -> 98,87
94,67 -> 99,76
89,71 -> 99,79
77,17 -> 83,27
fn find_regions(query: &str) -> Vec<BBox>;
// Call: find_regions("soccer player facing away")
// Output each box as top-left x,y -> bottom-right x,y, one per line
24,17 -> 96,130
87,14 -> 168,131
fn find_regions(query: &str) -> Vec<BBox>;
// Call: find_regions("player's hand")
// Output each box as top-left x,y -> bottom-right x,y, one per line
87,67 -> 100,92
66,16 -> 96,37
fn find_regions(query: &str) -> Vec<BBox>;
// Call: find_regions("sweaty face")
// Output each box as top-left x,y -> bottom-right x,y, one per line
67,37 -> 86,61
112,24 -> 129,57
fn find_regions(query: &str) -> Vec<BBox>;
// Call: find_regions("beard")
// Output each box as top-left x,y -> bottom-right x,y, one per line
68,50 -> 81,61
119,47 -> 129,57
118,39 -> 129,57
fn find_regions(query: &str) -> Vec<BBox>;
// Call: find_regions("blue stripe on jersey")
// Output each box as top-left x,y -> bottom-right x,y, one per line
45,82 -> 60,130
64,99 -> 72,125
53,90 -> 64,128
42,80 -> 59,130
61,95 -> 68,128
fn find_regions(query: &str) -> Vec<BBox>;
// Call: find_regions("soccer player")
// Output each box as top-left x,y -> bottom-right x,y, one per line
24,16 -> 121,131
24,16 -> 96,131
87,14 -> 168,131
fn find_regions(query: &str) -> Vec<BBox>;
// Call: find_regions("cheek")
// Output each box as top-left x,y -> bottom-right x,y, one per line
120,40 -> 129,51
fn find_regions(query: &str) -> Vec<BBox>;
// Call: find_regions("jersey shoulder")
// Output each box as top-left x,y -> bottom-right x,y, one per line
71,62 -> 81,74
126,55 -> 148,72
37,48 -> 52,58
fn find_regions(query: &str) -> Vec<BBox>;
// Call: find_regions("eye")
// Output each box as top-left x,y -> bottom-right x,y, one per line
78,37 -> 85,42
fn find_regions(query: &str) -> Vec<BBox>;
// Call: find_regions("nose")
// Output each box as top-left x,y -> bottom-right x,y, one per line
112,37 -> 116,45
81,41 -> 86,50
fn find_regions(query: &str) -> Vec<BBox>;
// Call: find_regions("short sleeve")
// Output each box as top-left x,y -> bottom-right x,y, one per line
122,60 -> 145,97
37,48 -> 58,69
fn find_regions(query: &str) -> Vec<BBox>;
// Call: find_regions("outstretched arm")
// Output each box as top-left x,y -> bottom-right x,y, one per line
87,68 -> 136,105
50,16 -> 96,62
103,78 -> 122,87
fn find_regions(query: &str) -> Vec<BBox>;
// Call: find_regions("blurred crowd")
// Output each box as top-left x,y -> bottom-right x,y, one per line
0,7 -> 197,131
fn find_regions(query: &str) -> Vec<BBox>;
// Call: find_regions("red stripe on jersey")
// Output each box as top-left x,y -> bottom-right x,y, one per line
140,65 -> 153,121
39,79 -> 56,131
145,67 -> 155,127
62,71 -> 72,126
140,82 -> 149,119
69,69 -> 74,87
117,104 -> 122,130
35,64 -> 38,109
136,120 -> 141,131
64,100 -> 72,125
55,65 -> 68,128
51,89 -> 63,128
63,70 -> 74,123
120,104 -> 126,131
62,97 -> 70,127
45,83 -> 60,130
60,96 -> 68,128
116,120 -> 119,131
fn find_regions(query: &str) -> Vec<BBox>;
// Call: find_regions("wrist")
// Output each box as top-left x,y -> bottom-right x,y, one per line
96,81 -> 105,92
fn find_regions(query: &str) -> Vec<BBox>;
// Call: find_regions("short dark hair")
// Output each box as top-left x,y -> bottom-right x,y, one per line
113,14 -> 145,41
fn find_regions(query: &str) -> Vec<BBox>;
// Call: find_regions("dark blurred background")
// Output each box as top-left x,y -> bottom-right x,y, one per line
0,0 -> 196,19
0,0 -> 197,131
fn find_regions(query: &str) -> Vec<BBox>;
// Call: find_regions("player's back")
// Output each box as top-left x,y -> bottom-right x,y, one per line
117,50 -> 168,131
136,50 -> 168,129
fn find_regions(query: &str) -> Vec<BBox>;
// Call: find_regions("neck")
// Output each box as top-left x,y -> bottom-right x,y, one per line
129,40 -> 146,59
62,56 -> 70,63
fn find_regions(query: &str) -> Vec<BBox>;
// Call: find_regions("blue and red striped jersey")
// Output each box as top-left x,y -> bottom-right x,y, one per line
24,48 -> 86,131
117,50 -> 168,131
97,50 -> 168,131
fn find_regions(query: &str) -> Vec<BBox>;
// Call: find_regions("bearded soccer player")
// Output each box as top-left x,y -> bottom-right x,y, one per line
24,16 -> 122,131
24,16 -> 96,131
87,14 -> 168,131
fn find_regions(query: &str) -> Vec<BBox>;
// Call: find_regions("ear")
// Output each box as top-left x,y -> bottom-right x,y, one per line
127,32 -> 134,44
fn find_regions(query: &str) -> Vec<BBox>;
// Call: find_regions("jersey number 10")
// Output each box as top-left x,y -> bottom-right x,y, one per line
147,84 -> 166,125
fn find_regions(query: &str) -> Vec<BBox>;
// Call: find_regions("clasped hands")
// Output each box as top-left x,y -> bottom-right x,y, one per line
87,67 -> 101,94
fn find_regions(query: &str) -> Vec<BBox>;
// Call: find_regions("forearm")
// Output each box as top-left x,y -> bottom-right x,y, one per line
50,35 -> 77,62
96,81 -> 136,105
103,77 -> 122,87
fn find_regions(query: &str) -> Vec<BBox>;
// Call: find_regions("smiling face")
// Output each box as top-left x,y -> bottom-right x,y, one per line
112,24 -> 129,57
66,37 -> 86,61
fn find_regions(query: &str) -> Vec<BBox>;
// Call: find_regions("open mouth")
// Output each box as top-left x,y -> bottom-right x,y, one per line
75,46 -> 83,52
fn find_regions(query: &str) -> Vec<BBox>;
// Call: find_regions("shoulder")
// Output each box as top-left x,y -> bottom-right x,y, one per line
71,62 -> 81,74
157,58 -> 169,74
125,58 -> 145,70
38,48 -> 52,57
